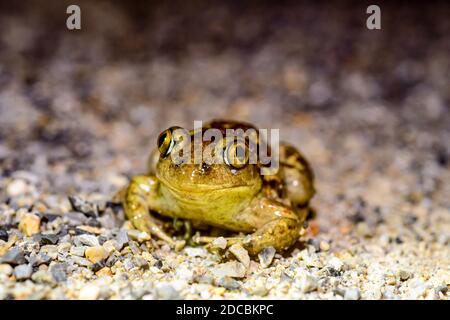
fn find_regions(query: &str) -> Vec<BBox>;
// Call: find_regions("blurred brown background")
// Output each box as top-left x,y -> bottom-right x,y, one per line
0,0 -> 448,200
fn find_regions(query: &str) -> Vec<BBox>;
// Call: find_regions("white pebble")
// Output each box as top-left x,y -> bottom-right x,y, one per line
212,261 -> 246,278
7,179 -> 28,197
344,288 -> 361,300
211,237 -> 227,249
229,244 -> 250,268
79,285 -> 100,300
328,256 -> 344,271
184,247 -> 207,257
258,247 -> 276,268
75,234 -> 99,247
299,274 -> 318,293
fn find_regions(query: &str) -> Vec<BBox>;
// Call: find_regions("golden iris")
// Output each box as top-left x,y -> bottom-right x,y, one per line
225,140 -> 249,169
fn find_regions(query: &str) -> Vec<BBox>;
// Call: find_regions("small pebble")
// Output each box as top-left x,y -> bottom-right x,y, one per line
35,233 -> 59,245
102,240 -> 121,253
98,210 -> 117,229
258,247 -> 276,268
0,247 -> 26,265
299,249 -> 322,268
7,179 -> 28,197
95,267 -> 113,277
68,195 -> 97,217
409,279 -> 428,299
398,270 -> 411,281
299,274 -> 318,293
411,284 -> 427,299
70,246 -> 86,257
27,252 -> 45,267
18,213 -> 41,236
58,242 -> 71,254
14,264 -> 32,280
216,276 -> 241,290
194,274 -> 214,285
0,264 -> 13,276
64,212 -> 89,226
383,287 -> 397,299
379,234 -> 391,246
35,252 -> 52,266
123,258 -> 135,271
128,241 -> 140,255
249,282 -> 269,296
355,222 -> 373,238
435,285 -> 448,295
307,238 -> 321,252
133,257 -> 149,269
116,229 -> 129,247
328,256 -> 344,271
175,265 -> 193,281
154,283 -> 180,300
437,234 -> 449,245
211,237 -> 227,249
74,234 -> 99,247
126,229 -> 151,242
79,284 -> 100,300
105,253 -> 119,268
319,241 -> 330,251
141,251 -> 155,263
184,247 -> 207,258
344,288 -> 361,300
50,263 -> 67,283
76,225 -> 103,235
41,213 -> 59,223
85,246 -> 109,263
385,274 -> 397,286
212,261 -> 246,278
40,245 -> 58,260
228,244 -> 250,268
31,270 -> 54,284
71,256 -> 92,267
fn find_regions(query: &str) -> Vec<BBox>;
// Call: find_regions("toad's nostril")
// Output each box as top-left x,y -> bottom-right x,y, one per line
201,162 -> 210,173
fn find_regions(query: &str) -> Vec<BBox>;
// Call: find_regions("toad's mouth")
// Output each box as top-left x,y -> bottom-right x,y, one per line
158,176 -> 256,194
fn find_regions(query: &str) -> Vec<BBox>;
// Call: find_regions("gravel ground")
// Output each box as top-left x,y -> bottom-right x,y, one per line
0,1 -> 449,300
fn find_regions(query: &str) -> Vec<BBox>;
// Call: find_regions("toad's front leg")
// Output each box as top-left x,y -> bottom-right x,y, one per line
124,175 -> 185,250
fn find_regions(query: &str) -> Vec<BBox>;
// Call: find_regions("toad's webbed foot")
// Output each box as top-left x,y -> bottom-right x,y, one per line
194,198 -> 302,255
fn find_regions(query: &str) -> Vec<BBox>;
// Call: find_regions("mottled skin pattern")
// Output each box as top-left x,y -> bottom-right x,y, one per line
123,120 -> 315,255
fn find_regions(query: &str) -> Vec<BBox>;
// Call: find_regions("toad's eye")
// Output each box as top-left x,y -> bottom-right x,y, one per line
224,140 -> 249,169
157,128 -> 176,157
